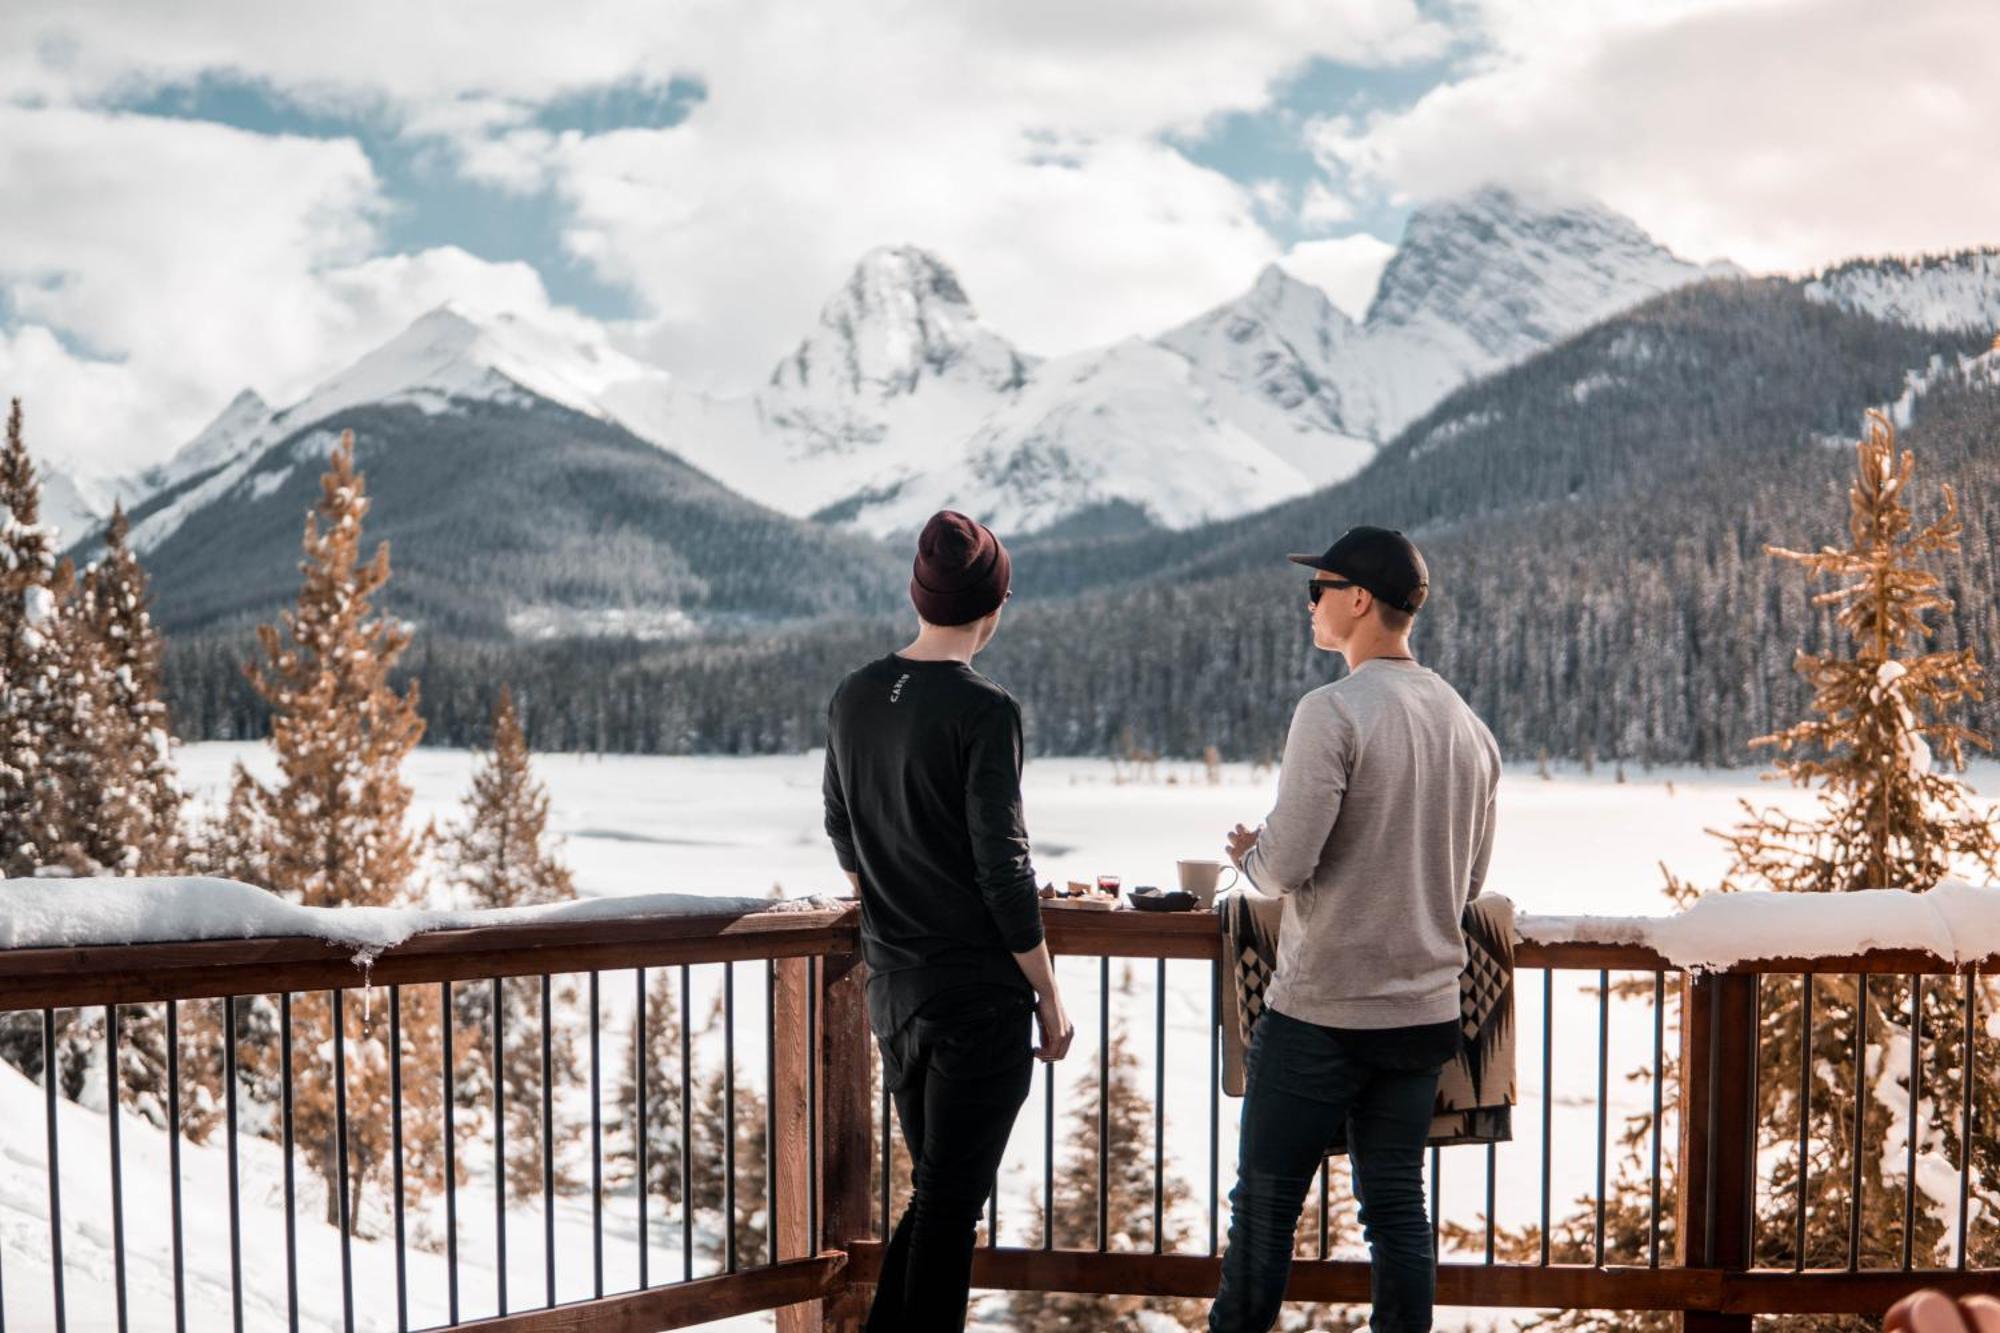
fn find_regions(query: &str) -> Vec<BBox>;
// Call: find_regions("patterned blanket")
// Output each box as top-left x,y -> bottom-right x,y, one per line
1218,890 -> 1515,1151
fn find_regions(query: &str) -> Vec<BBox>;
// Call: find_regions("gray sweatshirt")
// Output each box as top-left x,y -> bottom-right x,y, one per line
1242,657 -> 1501,1029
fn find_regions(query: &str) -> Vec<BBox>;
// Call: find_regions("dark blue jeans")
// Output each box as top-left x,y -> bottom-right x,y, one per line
1211,1008 -> 1458,1333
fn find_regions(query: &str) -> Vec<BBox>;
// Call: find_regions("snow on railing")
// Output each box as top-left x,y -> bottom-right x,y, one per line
0,875 -> 837,964
1519,881 -> 2000,971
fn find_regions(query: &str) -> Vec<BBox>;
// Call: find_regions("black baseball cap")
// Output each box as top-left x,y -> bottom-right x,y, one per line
1287,526 -> 1429,614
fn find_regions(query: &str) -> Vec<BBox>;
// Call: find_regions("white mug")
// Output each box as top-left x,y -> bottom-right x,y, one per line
1176,859 -> 1239,907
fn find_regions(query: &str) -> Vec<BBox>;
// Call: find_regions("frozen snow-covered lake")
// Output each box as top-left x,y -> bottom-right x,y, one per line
4,746 -> 1995,1331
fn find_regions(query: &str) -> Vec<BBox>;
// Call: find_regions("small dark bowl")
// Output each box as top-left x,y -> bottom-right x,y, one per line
1128,887 -> 1199,913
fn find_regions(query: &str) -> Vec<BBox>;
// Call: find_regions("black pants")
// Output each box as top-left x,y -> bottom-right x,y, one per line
867,987 -> 1035,1332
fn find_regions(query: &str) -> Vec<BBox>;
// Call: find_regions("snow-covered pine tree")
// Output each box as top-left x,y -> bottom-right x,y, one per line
1009,966 -> 1201,1331
230,429 -> 450,1233
75,502 -> 183,874
1486,411 -> 2000,1331
37,555 -> 111,878
444,686 -> 584,1197
0,400 -> 87,1081
0,398 -> 68,879
1727,413 -> 2000,1313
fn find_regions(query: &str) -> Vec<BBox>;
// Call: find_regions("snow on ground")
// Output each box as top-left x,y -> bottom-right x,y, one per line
5,747 -> 1995,1331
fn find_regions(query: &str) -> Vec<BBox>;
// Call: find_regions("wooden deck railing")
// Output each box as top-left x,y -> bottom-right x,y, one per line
1,902 -> 1996,1331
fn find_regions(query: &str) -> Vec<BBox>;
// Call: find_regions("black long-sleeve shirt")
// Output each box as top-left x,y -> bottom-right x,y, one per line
823,653 -> 1044,1038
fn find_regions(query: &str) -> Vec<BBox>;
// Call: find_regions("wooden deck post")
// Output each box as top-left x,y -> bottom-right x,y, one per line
818,952 -> 874,1332
773,957 -> 817,1333
1677,970 -> 1759,1333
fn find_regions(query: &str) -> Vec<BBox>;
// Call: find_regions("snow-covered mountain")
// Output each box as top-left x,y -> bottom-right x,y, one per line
844,338 -> 1315,535
1321,185 -> 1736,441
1155,263 -> 1373,484
114,188 -> 1747,557
36,467 -> 109,549
1804,251 -> 2000,333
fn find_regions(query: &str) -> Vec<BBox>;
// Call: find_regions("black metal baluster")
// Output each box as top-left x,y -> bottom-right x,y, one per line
636,968 -> 649,1290
766,961 -> 778,1266
168,998 -> 186,1333
224,996 -> 242,1333
42,1009 -> 65,1333
1796,974 -> 1812,1271
1849,974 -> 1868,1271
1539,969 -> 1553,1267
1209,957 -> 1221,1258
334,991 -> 353,1333
1959,972 -> 1975,1270
1098,955 -> 1110,1253
492,976 -> 506,1315
542,974 -> 555,1307
1430,1145 -> 1441,1257
390,986 -> 406,1333
1043,1052 -> 1055,1251
1595,969 -> 1610,1267
679,965 -> 693,1282
724,961 -> 738,1274
281,994 -> 297,1332
1902,974 -> 1922,1271
442,983 -> 458,1324
1651,971 -> 1666,1270
1153,958 -> 1166,1256
1485,1142 -> 1497,1264
591,969 -> 603,1295
106,1006 -> 128,1333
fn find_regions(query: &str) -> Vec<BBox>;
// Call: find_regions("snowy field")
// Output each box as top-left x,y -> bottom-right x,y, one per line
4,745 -> 1997,1332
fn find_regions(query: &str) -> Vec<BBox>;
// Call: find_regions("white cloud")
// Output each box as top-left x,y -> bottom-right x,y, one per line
1279,233 -> 1397,319
0,106 -> 382,476
518,0 -> 1450,387
1313,0 -> 2000,273
1297,180 -> 1357,231
9,0 -> 1450,392
0,102 -> 608,478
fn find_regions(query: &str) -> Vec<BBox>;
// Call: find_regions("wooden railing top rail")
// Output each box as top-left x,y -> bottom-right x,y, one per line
0,905 -> 863,1010
1,898 -> 1995,1010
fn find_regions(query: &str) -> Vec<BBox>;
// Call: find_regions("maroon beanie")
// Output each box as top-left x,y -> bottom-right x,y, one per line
910,510 -> 1011,626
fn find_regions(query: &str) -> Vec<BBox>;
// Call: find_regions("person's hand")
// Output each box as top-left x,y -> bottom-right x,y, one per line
1226,823 -> 1260,871
1886,1293 -> 2000,1332
1032,987 -> 1074,1063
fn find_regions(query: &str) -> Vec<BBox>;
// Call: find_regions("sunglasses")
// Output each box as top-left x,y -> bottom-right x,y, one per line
1307,578 -> 1357,606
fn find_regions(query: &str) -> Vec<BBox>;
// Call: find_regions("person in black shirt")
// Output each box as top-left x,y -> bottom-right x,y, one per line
824,510 -> 1074,1331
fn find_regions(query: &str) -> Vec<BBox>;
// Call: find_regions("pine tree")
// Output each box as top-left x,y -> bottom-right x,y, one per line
232,429 -> 448,1234
37,556 -> 111,877
610,968 -> 689,1210
0,402 -> 85,1080
0,398 -> 68,878
74,503 -> 183,874
444,687 -> 583,1197
1496,413 -> 2000,1331
686,994 -> 770,1267
1010,967 -> 1202,1330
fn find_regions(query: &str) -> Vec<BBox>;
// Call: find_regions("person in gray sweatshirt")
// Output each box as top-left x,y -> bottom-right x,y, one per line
1210,527 -> 1501,1333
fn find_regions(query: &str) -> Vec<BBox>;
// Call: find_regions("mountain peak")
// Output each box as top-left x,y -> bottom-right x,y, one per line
769,246 -> 1030,399
1364,182 -> 1713,344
